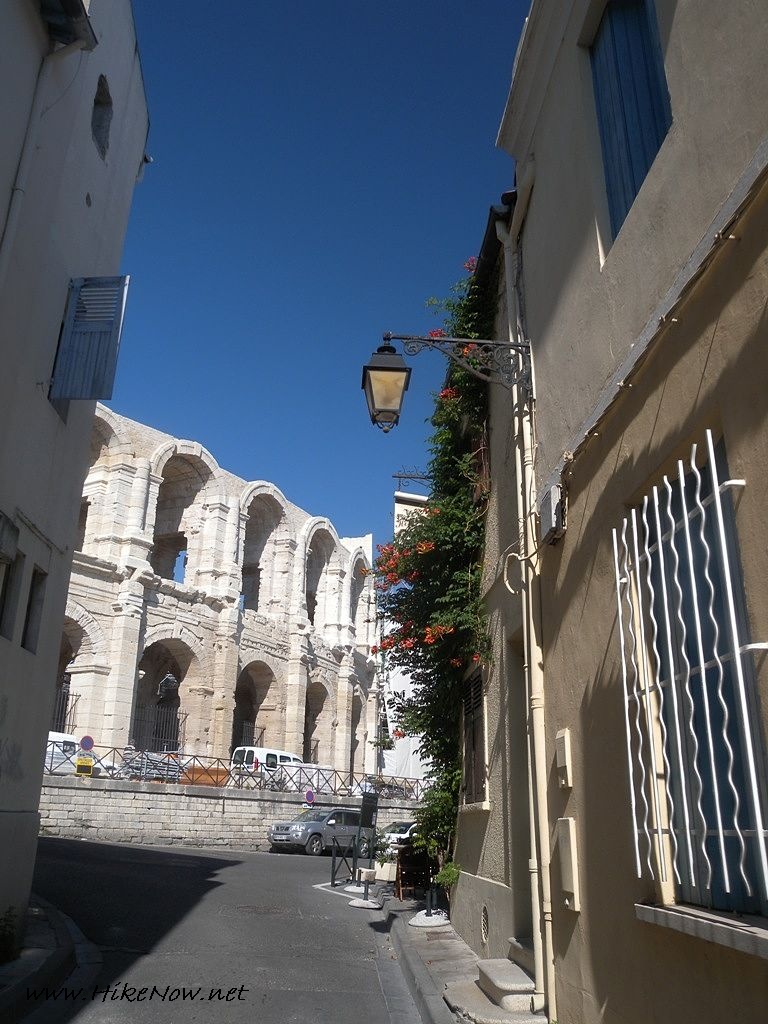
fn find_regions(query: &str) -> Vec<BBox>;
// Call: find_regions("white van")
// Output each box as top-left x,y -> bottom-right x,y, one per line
230,746 -> 304,785
44,732 -> 78,775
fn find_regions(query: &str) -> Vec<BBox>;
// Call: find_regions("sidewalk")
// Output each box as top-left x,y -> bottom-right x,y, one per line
376,895 -> 545,1024
0,897 -> 76,1024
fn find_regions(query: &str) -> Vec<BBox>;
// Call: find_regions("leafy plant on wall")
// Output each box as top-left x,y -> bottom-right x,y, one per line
370,257 -> 497,866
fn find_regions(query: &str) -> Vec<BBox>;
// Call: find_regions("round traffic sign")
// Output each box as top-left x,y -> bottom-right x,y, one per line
305,789 -> 315,804
80,735 -> 95,752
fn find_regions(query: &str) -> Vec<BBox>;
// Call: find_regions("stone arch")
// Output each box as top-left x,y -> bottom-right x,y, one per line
54,603 -> 109,736
239,483 -> 293,616
345,549 -> 372,645
63,600 -> 108,663
133,633 -> 210,754
232,659 -> 282,752
77,411 -> 131,553
296,518 -> 344,634
303,671 -> 333,764
147,443 -> 220,584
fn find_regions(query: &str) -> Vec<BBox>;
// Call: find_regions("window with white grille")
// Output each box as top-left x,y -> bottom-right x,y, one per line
612,430 -> 768,915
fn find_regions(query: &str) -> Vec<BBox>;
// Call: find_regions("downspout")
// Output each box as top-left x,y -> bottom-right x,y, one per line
0,37 -> 86,297
496,158 -> 557,1022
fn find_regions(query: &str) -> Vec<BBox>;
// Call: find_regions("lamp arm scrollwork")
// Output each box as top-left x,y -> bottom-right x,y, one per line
383,333 -> 530,390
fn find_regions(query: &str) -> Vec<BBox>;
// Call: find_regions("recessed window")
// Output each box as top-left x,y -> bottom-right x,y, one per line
0,552 -> 25,641
590,0 -> 672,238
462,673 -> 486,804
21,567 -> 47,653
91,74 -> 113,160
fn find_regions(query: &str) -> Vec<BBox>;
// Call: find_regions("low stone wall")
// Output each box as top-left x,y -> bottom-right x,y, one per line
39,776 -> 418,850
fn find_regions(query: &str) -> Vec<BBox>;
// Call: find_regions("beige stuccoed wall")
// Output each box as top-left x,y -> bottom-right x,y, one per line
537,169 -> 768,1024
39,777 -> 417,850
499,0 -> 768,491
0,0 -> 148,949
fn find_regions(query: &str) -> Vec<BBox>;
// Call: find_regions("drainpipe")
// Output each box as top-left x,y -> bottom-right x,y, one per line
0,38 -> 86,297
496,158 -> 557,1023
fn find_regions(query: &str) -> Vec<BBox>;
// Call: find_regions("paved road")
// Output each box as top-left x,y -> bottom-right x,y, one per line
28,837 -> 420,1024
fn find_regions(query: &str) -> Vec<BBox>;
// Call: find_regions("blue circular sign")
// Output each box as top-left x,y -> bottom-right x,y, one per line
80,735 -> 95,752
305,789 -> 315,804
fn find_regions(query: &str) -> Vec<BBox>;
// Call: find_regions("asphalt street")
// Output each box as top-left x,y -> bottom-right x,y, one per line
27,837 -> 421,1024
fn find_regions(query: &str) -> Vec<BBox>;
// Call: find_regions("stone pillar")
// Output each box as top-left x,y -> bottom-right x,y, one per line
100,578 -> 145,748
195,498 -> 230,596
269,537 -> 297,617
67,662 -> 111,740
364,686 -> 379,775
283,636 -> 310,758
334,667 -> 354,775
209,605 -> 240,759
120,458 -> 154,566
322,566 -> 345,646
182,684 -> 215,756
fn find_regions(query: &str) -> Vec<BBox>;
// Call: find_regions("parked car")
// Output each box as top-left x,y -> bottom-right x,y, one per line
268,806 -> 372,857
381,820 -> 418,852
44,732 -> 78,775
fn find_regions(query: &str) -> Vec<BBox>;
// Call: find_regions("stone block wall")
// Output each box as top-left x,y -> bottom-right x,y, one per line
39,777 -> 418,850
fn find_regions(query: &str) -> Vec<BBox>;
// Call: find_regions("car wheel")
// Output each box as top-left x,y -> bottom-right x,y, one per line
358,838 -> 370,858
305,834 -> 323,856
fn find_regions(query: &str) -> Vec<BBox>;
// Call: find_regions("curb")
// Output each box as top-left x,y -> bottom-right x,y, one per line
0,896 -> 76,1024
387,910 -> 457,1024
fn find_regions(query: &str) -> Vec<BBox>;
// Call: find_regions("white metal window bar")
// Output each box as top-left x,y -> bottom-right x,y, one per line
612,430 -> 768,914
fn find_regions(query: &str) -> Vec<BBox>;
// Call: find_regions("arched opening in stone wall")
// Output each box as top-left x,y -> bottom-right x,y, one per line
241,494 -> 287,615
53,624 -> 83,733
77,415 -> 121,555
305,530 -> 335,630
350,692 -> 365,776
350,558 -> 370,646
303,679 -> 330,764
150,455 -> 213,584
132,639 -> 200,752
231,661 -> 281,752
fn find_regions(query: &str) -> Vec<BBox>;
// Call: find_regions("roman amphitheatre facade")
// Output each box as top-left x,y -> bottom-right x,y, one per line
57,405 -> 379,773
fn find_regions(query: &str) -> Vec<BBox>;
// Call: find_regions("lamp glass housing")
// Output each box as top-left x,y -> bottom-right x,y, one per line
362,346 -> 411,430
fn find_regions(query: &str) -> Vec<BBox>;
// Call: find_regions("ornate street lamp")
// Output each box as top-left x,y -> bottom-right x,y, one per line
361,341 -> 412,432
361,332 -> 530,431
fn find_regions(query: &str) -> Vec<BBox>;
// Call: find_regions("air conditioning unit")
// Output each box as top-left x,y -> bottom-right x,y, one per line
539,484 -> 566,545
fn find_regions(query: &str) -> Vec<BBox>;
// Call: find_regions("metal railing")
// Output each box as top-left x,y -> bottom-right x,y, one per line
129,706 -> 188,753
41,744 -> 426,800
50,690 -> 80,734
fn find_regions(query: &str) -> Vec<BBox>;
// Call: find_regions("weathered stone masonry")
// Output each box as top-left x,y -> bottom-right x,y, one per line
58,406 -> 378,773
39,777 -> 414,850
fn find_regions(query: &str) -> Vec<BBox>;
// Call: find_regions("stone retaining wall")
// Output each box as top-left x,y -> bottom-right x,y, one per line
39,777 -> 417,850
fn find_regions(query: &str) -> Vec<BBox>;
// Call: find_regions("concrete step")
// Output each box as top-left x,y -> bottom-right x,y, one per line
506,936 -> 535,976
477,958 -> 535,1011
444,980 -> 544,1024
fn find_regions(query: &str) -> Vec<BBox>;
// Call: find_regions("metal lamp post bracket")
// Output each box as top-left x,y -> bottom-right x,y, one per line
383,333 -> 530,389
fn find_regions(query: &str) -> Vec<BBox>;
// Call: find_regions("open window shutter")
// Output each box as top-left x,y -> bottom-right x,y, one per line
49,276 -> 129,400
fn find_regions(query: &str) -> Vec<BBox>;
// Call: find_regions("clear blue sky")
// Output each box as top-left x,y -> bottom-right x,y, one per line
114,1 -> 529,550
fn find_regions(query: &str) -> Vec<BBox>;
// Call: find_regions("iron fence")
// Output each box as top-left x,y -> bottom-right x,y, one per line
40,744 -> 425,800
50,690 -> 80,734
129,706 -> 188,753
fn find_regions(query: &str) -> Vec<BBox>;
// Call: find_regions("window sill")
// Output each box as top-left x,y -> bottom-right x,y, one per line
636,903 -> 768,960
459,798 -> 490,813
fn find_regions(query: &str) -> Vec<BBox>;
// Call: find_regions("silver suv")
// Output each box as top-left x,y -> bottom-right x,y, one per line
268,807 -> 371,857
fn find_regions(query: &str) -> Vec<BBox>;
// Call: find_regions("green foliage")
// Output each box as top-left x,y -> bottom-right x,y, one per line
412,767 -> 461,869
373,258 -> 497,864
433,860 -> 461,892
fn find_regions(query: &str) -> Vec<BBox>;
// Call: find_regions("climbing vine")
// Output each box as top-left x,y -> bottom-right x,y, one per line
371,256 -> 497,861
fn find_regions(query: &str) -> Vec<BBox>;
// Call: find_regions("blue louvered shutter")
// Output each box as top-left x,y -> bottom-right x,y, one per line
591,0 -> 672,238
49,276 -> 129,400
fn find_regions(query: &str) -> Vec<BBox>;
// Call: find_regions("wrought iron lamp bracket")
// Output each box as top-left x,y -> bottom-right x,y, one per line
383,333 -> 530,390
